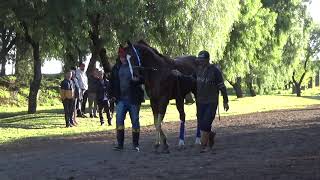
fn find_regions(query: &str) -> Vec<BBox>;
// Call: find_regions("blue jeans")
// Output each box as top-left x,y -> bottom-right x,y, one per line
197,103 -> 218,132
116,100 -> 140,130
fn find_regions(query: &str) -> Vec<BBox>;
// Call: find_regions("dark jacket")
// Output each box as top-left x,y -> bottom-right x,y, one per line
71,77 -> 81,99
60,79 -> 74,100
179,64 -> 228,104
87,75 -> 100,93
110,62 -> 145,105
96,78 -> 111,105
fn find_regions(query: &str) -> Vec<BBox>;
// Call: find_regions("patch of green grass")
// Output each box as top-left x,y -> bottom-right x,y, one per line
1,95 -> 320,145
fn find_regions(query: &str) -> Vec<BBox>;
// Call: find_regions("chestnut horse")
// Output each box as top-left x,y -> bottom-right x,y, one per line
123,40 -> 200,153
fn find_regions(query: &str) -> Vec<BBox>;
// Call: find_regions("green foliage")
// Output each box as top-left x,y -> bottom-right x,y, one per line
221,0 -> 277,83
0,74 -> 62,107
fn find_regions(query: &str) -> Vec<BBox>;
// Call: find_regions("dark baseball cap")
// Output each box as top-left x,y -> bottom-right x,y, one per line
197,50 -> 210,60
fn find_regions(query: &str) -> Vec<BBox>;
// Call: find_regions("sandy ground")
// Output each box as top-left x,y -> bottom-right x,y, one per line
0,106 -> 320,180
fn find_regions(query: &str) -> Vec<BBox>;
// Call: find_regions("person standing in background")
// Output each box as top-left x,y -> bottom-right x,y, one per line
96,70 -> 113,126
87,68 -> 99,118
71,69 -> 81,125
60,71 -> 76,128
76,63 -> 88,118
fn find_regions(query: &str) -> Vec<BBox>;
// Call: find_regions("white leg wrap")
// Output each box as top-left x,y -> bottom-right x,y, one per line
195,137 -> 201,145
178,139 -> 185,146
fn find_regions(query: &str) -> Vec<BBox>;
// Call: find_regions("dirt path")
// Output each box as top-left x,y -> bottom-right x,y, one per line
1,106 -> 320,180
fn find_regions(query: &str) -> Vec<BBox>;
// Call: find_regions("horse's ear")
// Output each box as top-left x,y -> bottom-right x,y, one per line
126,40 -> 132,47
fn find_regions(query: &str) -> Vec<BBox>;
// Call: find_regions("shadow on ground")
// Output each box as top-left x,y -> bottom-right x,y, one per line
0,107 -> 320,179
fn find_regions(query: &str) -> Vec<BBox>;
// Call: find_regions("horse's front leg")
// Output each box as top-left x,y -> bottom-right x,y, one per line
176,98 -> 186,148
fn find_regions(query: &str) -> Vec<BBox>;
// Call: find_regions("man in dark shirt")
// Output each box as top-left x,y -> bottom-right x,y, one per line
60,71 -> 76,128
172,50 -> 229,152
96,71 -> 113,126
110,47 -> 145,152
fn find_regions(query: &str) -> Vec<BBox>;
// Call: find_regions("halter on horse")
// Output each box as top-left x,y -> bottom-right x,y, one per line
122,40 -> 201,152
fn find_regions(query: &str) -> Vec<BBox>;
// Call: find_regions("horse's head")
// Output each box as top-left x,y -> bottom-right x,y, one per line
124,40 -> 143,68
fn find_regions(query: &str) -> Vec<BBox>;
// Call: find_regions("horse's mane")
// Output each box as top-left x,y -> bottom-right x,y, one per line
136,40 -> 175,66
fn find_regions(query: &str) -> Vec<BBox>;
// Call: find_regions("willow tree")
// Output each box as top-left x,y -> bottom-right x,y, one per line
141,0 -> 240,58
290,22 -> 320,96
220,0 -> 277,97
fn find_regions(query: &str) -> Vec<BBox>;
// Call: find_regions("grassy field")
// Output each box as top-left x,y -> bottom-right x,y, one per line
1,95 -> 320,145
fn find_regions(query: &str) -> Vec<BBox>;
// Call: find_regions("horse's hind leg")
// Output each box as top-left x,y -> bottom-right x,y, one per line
153,113 -> 161,151
176,98 -> 186,148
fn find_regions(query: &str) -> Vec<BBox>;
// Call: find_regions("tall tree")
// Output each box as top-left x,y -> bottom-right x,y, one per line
0,23 -> 16,76
10,0 -> 49,113
291,23 -> 320,96
221,0 -> 277,97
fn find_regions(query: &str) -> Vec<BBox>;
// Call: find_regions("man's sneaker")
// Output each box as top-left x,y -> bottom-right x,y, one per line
93,115 -> 98,118
81,114 -> 87,118
113,145 -> 123,151
89,114 -> 93,118
100,122 -> 105,126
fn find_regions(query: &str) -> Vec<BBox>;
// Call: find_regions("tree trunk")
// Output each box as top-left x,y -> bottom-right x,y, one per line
0,52 -> 6,76
228,77 -> 243,98
87,45 -> 100,74
295,82 -> 301,97
15,35 -> 31,85
64,47 -> 77,72
28,42 -> 42,114
99,48 -> 112,73
292,71 -> 304,97
246,74 -> 256,97
87,14 -> 102,74
308,77 -> 313,89
0,26 -> 16,76
22,21 -> 42,114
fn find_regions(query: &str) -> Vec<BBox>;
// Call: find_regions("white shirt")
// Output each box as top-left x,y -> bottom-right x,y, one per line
76,68 -> 88,90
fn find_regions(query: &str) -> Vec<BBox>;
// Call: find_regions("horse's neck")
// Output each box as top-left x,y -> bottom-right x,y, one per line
143,56 -> 172,69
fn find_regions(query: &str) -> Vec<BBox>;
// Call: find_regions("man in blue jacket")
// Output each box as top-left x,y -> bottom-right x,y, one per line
110,48 -> 144,152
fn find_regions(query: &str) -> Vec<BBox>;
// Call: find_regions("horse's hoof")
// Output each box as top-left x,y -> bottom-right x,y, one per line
178,139 -> 185,146
178,139 -> 185,150
162,144 -> 170,154
195,137 -> 201,145
208,131 -> 216,149
162,149 -> 170,154
154,143 -> 160,153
